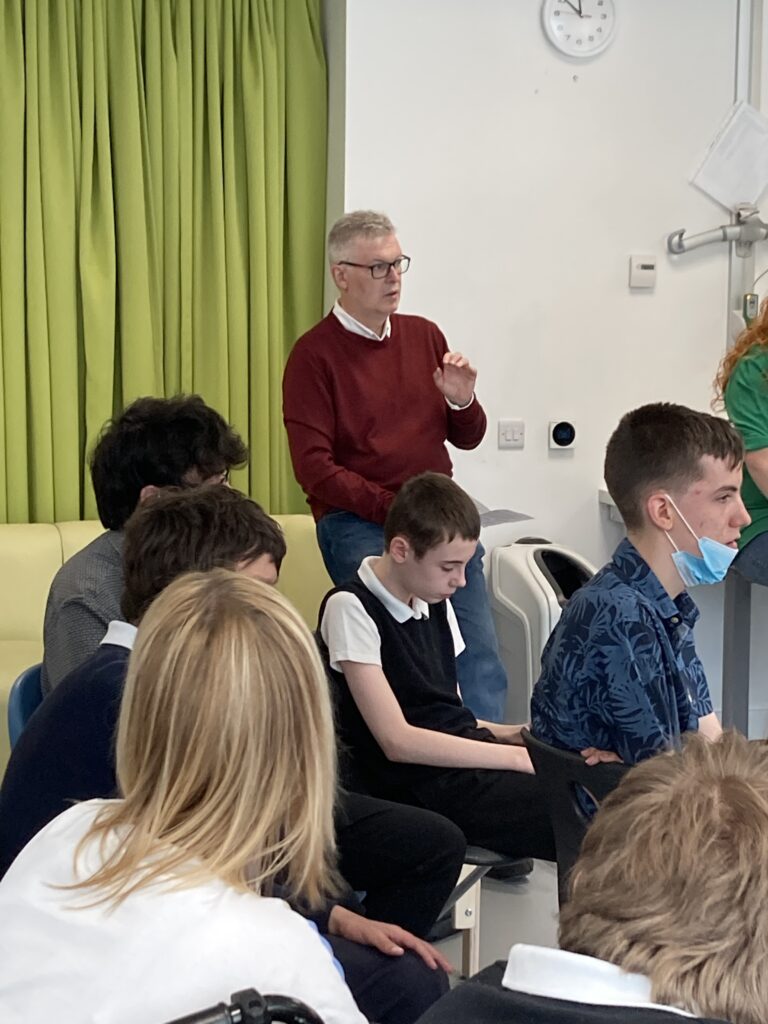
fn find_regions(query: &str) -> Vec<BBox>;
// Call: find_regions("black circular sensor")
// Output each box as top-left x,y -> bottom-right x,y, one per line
551,421 -> 575,447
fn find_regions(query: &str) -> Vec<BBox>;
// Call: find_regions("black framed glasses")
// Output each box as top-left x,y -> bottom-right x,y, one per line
180,468 -> 230,489
337,256 -> 411,279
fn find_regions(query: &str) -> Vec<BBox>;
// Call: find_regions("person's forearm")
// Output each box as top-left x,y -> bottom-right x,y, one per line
745,449 -> 768,498
445,398 -> 487,450
386,723 -> 534,773
748,463 -> 768,497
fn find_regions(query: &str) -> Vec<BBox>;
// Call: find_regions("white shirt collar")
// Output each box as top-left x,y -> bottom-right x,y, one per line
358,556 -> 430,623
333,301 -> 391,342
503,945 -> 695,1017
100,620 -> 138,651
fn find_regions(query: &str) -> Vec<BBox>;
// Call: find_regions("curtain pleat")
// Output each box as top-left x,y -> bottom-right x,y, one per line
0,0 -> 327,522
0,0 -> 29,522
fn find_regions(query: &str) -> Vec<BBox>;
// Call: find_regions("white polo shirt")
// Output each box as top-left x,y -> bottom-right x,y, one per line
321,556 -> 465,672
503,944 -> 696,1017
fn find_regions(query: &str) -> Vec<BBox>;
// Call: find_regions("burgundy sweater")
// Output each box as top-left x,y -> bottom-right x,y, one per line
283,312 -> 487,523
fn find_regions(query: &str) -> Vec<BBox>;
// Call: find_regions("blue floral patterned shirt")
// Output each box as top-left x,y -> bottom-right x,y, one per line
530,538 -> 712,764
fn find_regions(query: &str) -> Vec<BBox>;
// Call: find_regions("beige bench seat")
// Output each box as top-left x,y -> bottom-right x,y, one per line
0,515 -> 331,773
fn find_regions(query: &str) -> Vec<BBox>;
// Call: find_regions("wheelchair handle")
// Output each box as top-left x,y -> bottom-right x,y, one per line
162,988 -> 324,1024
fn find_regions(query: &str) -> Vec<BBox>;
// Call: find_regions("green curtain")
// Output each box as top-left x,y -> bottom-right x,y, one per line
0,0 -> 327,522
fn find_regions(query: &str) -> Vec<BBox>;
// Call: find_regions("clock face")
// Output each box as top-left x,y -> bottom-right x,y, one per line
541,0 -> 617,59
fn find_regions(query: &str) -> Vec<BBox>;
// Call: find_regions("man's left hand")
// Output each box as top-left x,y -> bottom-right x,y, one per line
433,352 -> 477,408
328,906 -> 453,972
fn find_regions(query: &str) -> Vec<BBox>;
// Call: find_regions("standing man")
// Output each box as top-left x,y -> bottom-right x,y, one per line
283,210 -> 507,721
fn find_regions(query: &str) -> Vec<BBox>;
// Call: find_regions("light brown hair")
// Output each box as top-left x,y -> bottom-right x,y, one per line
71,570 -> 339,909
384,472 -> 480,558
559,731 -> 768,1024
603,402 -> 743,531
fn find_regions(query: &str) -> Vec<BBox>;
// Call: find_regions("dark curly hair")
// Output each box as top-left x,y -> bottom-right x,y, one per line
90,395 -> 248,529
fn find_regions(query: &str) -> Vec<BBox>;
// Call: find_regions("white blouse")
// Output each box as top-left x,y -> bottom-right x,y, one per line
0,801 -> 366,1024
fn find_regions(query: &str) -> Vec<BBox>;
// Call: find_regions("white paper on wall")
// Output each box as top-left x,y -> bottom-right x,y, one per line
690,101 -> 768,212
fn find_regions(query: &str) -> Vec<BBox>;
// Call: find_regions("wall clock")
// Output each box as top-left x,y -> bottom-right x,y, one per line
541,0 -> 617,59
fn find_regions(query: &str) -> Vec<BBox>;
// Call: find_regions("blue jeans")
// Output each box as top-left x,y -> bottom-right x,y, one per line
317,510 -> 508,722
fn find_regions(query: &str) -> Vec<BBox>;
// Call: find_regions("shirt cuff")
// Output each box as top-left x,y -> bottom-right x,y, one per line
445,393 -> 475,411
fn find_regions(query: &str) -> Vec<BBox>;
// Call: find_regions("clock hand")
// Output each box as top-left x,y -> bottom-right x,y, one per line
561,0 -> 581,14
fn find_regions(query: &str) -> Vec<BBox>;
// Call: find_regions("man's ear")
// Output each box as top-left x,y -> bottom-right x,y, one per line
389,536 -> 411,564
139,484 -> 160,505
330,264 -> 348,293
646,491 -> 674,532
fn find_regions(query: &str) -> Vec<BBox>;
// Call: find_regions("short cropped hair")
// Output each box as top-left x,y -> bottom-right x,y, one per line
327,210 -> 396,264
91,395 -> 249,530
603,402 -> 743,531
384,473 -> 480,558
559,731 -> 768,1024
121,486 -> 285,623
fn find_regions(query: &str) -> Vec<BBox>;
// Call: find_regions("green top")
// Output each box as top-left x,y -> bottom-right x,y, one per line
724,346 -> 768,547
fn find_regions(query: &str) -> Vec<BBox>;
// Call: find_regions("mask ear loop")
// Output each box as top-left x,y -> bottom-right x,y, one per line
663,494 -> 701,553
664,530 -> 681,554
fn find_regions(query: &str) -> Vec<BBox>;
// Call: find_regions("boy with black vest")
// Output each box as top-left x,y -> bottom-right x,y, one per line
319,472 -> 555,860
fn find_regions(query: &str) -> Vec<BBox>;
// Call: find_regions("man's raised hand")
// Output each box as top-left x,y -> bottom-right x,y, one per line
432,352 -> 477,408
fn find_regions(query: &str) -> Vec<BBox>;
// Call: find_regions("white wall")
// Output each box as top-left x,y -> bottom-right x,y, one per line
329,0 -> 768,726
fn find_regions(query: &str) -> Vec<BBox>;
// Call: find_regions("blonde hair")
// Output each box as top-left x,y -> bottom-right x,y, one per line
71,569 -> 339,909
559,732 -> 768,1024
714,296 -> 768,406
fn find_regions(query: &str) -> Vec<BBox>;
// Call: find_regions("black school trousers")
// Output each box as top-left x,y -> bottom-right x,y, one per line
395,767 -> 556,862
336,791 -> 466,937
328,936 -> 449,1024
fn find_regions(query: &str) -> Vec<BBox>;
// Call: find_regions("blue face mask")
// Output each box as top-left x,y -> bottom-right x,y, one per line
664,495 -> 737,587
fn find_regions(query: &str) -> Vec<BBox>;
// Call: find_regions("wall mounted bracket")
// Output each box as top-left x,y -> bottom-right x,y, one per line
667,204 -> 768,258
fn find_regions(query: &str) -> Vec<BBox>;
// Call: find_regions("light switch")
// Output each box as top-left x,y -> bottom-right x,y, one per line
498,419 -> 525,450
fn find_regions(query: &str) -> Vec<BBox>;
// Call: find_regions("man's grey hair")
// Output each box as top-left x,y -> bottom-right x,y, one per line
327,210 -> 396,264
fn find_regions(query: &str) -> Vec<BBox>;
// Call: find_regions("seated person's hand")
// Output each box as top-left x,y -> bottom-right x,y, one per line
493,720 -> 528,745
581,747 -> 623,766
328,906 -> 454,972
479,721 -> 528,745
